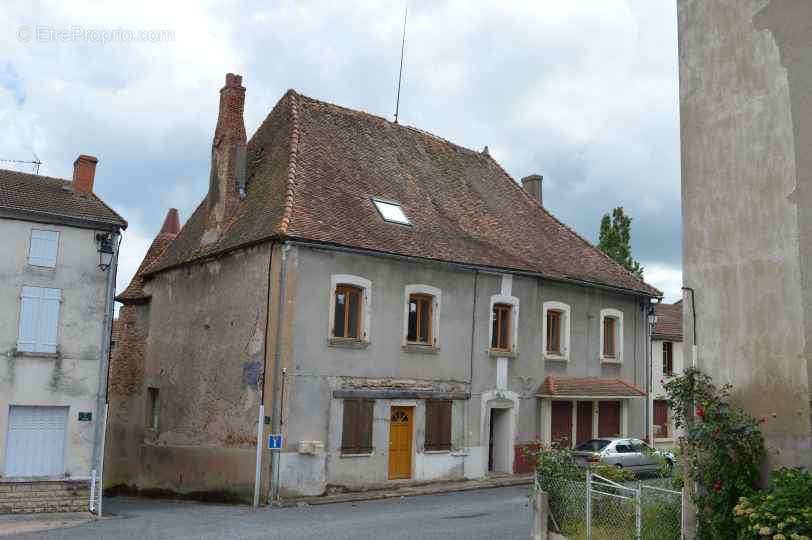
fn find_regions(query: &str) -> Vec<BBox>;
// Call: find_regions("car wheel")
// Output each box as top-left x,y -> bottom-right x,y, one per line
664,459 -> 674,476
615,464 -> 623,469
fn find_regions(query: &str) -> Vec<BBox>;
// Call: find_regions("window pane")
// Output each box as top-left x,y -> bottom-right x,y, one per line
491,307 -> 499,348
347,290 -> 359,338
418,298 -> 430,343
547,311 -> 560,352
334,291 -> 346,337
499,308 -> 509,350
407,298 -> 417,341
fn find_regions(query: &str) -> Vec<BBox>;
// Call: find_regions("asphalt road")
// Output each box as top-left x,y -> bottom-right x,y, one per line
20,485 -> 532,539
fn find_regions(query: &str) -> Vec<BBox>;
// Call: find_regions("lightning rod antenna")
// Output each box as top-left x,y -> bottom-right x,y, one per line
394,7 -> 407,124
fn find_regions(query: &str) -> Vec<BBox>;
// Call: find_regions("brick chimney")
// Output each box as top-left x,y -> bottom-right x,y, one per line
73,155 -> 98,195
521,174 -> 543,206
202,73 -> 247,245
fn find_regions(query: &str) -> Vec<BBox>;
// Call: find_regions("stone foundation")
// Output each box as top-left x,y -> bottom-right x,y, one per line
0,480 -> 89,514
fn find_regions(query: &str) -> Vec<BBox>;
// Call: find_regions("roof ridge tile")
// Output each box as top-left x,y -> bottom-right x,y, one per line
279,90 -> 301,234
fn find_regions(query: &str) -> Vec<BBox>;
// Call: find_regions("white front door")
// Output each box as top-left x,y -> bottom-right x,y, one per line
5,406 -> 68,477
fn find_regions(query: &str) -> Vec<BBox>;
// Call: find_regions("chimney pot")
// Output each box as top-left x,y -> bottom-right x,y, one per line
521,174 -> 543,206
73,154 -> 98,195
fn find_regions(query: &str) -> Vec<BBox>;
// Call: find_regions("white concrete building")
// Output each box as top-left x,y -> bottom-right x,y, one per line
651,302 -> 683,448
0,156 -> 125,513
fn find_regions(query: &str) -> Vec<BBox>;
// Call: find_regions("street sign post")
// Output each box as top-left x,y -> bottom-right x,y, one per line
268,434 -> 283,450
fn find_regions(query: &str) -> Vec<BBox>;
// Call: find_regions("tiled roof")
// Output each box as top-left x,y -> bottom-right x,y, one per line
535,375 -> 646,397
117,209 -> 179,303
0,168 -> 126,228
111,318 -> 121,343
147,90 -> 660,296
653,303 -> 682,341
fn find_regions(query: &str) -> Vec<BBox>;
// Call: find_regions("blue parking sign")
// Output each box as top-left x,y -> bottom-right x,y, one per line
268,434 -> 283,450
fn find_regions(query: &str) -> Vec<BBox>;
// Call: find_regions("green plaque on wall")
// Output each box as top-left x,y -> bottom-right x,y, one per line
78,412 -> 92,421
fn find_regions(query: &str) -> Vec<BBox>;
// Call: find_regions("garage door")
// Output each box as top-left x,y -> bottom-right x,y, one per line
551,401 -> 573,447
598,401 -> 621,437
5,406 -> 68,477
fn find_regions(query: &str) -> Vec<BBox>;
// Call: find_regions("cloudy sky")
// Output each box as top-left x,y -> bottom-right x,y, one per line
1,0 -> 682,302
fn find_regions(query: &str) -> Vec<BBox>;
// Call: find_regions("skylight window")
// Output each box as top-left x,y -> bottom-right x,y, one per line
373,198 -> 411,225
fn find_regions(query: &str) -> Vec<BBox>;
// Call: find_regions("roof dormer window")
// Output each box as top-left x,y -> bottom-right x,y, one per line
372,198 -> 411,225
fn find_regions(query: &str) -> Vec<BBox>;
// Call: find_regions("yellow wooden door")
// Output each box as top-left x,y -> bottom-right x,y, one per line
388,407 -> 413,479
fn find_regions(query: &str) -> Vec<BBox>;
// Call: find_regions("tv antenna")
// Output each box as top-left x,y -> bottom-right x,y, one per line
0,154 -> 42,174
393,6 -> 407,124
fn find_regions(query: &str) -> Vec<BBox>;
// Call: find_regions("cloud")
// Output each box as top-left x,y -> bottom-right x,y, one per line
1,0 -> 682,298
643,262 -> 683,304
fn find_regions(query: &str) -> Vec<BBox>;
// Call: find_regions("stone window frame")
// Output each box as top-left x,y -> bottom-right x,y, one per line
328,274 -> 372,347
402,284 -> 441,351
599,308 -> 624,363
542,301 -> 571,362
488,294 -> 519,357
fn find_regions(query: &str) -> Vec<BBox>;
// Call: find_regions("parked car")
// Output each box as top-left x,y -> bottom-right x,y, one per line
572,438 -> 675,475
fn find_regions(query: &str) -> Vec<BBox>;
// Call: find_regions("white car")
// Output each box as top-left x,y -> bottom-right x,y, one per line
572,438 -> 675,475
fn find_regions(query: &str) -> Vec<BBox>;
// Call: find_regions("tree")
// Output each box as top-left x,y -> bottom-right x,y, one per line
598,206 -> 644,278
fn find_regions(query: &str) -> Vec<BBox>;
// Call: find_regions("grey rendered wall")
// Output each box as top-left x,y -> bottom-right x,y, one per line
281,245 -> 650,493
280,247 -> 474,494
679,0 -> 812,469
0,218 -> 109,479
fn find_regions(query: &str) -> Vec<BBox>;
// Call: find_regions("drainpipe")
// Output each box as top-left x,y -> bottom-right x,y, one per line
464,270 -> 479,473
269,242 -> 290,503
646,298 -> 661,445
91,230 -> 120,516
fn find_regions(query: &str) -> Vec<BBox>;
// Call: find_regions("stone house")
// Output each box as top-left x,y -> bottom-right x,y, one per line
106,74 -> 661,501
0,158 -> 126,513
651,302 -> 683,448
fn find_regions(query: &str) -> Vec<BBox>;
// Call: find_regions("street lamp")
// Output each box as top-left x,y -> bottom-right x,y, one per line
647,305 -> 658,326
96,233 -> 114,271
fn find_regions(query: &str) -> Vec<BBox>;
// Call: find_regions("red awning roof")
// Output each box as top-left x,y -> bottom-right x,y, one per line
535,375 -> 646,398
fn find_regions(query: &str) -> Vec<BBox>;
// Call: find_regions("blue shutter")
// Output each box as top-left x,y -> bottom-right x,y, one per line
18,286 -> 61,353
29,230 -> 59,267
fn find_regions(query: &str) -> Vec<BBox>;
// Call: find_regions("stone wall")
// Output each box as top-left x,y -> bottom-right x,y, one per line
0,480 -> 89,514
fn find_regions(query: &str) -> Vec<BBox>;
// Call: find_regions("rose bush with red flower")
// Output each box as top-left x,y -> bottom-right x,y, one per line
664,368 -> 765,540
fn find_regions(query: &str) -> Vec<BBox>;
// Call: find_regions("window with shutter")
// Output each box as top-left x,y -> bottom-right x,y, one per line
17,286 -> 61,353
662,342 -> 674,375
491,304 -> 512,351
425,400 -> 452,451
341,399 -> 374,455
28,230 -> 59,267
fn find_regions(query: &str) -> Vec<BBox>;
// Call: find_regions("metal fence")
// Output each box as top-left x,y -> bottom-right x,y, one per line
537,472 -> 683,540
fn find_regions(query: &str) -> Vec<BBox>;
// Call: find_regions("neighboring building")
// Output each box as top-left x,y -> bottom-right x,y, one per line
106,74 -> 661,502
679,0 -> 812,470
0,158 -> 126,513
651,302 -> 683,447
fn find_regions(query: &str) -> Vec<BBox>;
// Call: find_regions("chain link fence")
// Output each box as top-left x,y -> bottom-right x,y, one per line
536,472 -> 682,540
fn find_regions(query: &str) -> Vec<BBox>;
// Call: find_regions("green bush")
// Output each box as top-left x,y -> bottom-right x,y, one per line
733,467 -> 812,539
664,368 -> 766,540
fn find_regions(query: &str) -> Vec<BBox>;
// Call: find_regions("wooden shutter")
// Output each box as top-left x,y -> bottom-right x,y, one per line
425,400 -> 452,451
341,399 -> 373,454
18,286 -> 61,353
29,230 -> 59,267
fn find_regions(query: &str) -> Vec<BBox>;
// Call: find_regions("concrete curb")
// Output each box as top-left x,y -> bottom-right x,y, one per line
276,475 -> 534,508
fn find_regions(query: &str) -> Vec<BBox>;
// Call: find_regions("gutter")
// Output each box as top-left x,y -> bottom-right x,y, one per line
0,207 -> 127,230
